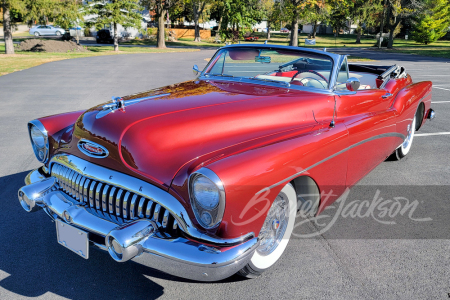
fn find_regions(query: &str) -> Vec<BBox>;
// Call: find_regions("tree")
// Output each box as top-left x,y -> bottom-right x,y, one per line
411,0 -> 450,44
210,0 -> 225,38
384,0 -> 425,48
2,0 -> 25,54
260,0 -> 277,39
53,0 -> 84,30
141,0 -> 179,48
53,0 -> 85,44
23,0 -> 58,25
218,0 -> 264,42
189,0 -> 211,42
85,0 -> 142,51
304,0 -> 329,38
275,0 -> 303,46
286,0 -> 301,46
348,0 -> 383,43
328,0 -> 351,37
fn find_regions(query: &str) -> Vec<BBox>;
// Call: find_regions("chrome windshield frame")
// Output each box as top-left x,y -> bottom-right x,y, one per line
200,44 -> 344,95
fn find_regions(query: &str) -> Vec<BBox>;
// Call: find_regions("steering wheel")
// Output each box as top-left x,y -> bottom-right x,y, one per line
291,70 -> 329,84
296,77 -> 327,88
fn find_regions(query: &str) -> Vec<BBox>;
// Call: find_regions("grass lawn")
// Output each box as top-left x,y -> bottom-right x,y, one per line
0,45 -> 199,76
12,32 -> 33,37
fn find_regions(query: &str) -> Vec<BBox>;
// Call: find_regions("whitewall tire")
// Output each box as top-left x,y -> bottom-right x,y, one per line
237,183 -> 297,278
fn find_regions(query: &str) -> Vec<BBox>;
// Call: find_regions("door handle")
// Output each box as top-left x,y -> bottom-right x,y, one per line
382,93 -> 393,99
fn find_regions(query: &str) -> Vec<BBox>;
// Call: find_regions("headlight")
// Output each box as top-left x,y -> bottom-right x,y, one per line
189,168 -> 225,229
28,120 -> 49,163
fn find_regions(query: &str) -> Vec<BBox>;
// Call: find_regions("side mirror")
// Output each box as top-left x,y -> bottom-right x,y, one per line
193,65 -> 200,76
346,77 -> 360,91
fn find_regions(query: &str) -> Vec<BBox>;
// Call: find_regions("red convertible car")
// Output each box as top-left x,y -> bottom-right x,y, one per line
18,44 -> 434,281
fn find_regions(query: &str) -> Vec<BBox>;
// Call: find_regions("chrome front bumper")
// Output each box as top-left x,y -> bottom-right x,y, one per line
18,167 -> 258,282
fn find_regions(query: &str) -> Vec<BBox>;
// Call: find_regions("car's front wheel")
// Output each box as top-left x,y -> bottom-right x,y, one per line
34,32 -> 40,37
237,183 -> 297,278
56,31 -> 62,36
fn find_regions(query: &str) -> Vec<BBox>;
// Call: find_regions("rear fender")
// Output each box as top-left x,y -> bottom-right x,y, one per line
391,81 -> 432,139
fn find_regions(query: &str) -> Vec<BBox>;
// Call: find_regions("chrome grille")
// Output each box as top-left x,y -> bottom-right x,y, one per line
51,163 -> 179,235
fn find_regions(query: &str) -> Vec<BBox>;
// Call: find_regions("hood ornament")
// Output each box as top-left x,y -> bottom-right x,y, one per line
96,94 -> 171,119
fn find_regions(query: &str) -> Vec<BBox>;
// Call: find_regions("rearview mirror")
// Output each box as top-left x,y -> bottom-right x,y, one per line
193,65 -> 200,76
346,77 -> 360,91
255,56 -> 271,63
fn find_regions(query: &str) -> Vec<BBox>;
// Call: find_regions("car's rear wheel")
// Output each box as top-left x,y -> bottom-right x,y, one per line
389,108 -> 419,160
34,32 -> 40,37
237,183 -> 297,279
56,31 -> 62,36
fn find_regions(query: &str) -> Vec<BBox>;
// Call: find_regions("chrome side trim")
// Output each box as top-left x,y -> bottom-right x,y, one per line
48,154 -> 254,246
256,132 -> 406,195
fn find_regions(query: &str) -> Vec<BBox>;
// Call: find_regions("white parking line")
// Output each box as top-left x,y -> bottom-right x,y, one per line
433,87 -> 450,91
431,101 -> 450,103
415,132 -> 450,137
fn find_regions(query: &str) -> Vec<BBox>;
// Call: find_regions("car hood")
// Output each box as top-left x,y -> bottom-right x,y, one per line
61,80 -> 330,190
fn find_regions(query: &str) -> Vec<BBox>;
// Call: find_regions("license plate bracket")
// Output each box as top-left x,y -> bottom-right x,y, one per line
56,219 -> 89,259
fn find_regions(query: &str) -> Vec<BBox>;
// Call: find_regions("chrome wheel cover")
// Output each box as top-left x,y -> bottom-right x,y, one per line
402,117 -> 416,150
257,192 -> 290,256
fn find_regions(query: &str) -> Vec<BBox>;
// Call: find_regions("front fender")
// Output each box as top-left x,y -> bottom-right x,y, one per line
36,110 -> 86,136
33,110 -> 86,167
187,122 -> 349,239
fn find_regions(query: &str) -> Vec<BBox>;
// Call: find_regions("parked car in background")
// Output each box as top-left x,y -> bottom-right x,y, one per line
280,28 -> 290,33
29,25 -> 65,37
18,44 -> 434,282
96,29 -> 114,44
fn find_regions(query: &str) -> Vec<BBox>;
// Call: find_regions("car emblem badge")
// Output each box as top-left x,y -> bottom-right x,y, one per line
78,139 -> 109,158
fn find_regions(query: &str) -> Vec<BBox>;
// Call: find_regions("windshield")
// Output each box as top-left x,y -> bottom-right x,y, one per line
203,47 -> 334,90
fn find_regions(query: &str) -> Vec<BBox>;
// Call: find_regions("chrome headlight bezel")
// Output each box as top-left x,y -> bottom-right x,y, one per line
188,168 -> 226,229
28,120 -> 49,163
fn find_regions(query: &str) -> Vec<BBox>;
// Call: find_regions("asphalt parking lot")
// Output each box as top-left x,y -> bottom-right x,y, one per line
0,48 -> 449,300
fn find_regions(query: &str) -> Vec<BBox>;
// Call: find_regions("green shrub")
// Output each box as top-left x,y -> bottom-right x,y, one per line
84,27 -> 91,37
147,28 -> 170,40
411,15 -> 444,45
147,27 -> 157,36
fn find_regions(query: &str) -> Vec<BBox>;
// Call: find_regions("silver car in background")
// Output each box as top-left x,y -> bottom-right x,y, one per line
29,25 -> 65,37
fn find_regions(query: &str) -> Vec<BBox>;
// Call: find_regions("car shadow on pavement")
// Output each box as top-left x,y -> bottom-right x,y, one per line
0,171 -> 168,299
